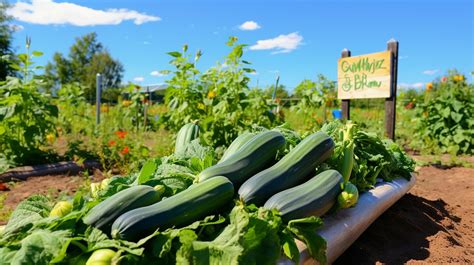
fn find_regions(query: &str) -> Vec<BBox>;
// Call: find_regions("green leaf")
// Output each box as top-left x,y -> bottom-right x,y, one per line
280,229 -> 300,264
167,51 -> 182,58
31,51 -> 44,57
2,195 -> 51,240
137,160 -> 158,184
450,112 -> 463,123
10,230 -> 71,265
286,216 -> 327,264
178,205 -> 282,265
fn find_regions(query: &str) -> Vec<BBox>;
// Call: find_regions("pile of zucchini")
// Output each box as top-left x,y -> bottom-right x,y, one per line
84,124 -> 359,242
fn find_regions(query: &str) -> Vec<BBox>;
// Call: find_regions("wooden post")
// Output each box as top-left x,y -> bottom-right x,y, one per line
341,49 -> 351,120
96,73 -> 102,125
385,39 -> 399,140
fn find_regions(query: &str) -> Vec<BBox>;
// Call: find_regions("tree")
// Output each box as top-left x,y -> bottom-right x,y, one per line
0,1 -> 15,80
293,79 -> 316,98
45,32 -> 124,100
263,84 -> 289,99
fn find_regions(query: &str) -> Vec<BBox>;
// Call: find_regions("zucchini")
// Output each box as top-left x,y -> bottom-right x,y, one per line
111,176 -> 234,242
83,185 -> 162,234
175,123 -> 200,154
219,132 -> 256,162
197,131 -> 286,188
263,170 -> 343,221
337,182 -> 359,209
239,131 -> 335,206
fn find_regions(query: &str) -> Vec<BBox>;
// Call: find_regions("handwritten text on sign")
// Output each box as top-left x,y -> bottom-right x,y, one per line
337,51 -> 392,99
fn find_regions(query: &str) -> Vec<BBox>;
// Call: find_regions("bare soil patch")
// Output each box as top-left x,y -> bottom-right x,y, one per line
336,166 -> 474,264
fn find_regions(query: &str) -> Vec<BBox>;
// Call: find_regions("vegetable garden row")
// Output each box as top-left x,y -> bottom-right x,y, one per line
0,120 -> 414,264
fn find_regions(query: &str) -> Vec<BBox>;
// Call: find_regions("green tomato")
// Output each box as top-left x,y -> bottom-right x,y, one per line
49,201 -> 73,217
86,249 -> 116,265
337,182 -> 359,209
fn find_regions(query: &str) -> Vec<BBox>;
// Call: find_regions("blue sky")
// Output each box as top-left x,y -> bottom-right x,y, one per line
7,0 -> 474,91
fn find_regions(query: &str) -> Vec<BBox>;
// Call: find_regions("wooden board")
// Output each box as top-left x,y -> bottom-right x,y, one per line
337,51 -> 392,99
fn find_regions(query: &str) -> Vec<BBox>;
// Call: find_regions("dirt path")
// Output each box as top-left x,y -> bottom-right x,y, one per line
0,170 -> 105,224
335,166 -> 474,264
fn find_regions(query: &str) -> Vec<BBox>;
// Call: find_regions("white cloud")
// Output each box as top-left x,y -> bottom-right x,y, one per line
250,32 -> 303,54
422,69 -> 439,75
398,82 -> 424,89
238,21 -> 261,31
143,41 -> 151,45
10,24 -> 24,31
133,76 -> 144,83
8,0 -> 160,26
150,71 -> 166,77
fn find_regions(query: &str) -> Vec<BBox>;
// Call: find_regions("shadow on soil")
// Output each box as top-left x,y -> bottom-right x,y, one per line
334,193 -> 461,265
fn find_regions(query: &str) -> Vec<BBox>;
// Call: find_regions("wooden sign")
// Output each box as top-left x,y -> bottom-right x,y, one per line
337,51 -> 392,99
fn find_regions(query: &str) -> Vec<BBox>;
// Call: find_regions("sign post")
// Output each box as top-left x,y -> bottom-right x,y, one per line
337,39 -> 399,140
385,39 -> 399,140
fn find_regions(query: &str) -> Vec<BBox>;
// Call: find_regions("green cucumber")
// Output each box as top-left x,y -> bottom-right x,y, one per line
83,185 -> 162,234
263,170 -> 343,221
175,123 -> 200,154
239,131 -> 334,206
111,176 -> 234,242
219,132 -> 256,162
198,131 -> 286,188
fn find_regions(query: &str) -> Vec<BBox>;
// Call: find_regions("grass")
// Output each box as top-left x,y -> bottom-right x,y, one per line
283,105 -> 419,149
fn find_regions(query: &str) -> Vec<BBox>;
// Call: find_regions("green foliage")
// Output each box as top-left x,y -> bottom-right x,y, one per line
321,121 -> 415,191
0,43 -> 58,172
290,75 -> 338,130
0,1 -> 15,80
160,37 -> 282,147
415,71 -> 473,154
263,84 -> 290,100
44,32 -> 124,100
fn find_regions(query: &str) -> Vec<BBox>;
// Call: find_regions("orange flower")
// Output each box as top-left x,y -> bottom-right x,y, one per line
426,82 -> 433,91
115,131 -> 128,139
108,140 -> 116,146
121,146 -> 130,155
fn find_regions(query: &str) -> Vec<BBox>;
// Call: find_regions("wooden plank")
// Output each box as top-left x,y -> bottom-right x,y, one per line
341,49 -> 351,120
385,39 -> 399,140
338,51 -> 392,99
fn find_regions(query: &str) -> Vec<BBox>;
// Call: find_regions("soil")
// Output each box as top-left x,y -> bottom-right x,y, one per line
335,166 -> 474,264
0,164 -> 473,264
0,169 -> 105,224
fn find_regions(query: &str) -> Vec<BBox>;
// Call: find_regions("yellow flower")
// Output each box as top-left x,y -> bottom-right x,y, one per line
207,90 -> 216,99
197,103 -> 205,110
100,104 -> 109,113
453,75 -> 464,82
46,133 -> 55,144
122,100 -> 132,107
426,82 -> 433,91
